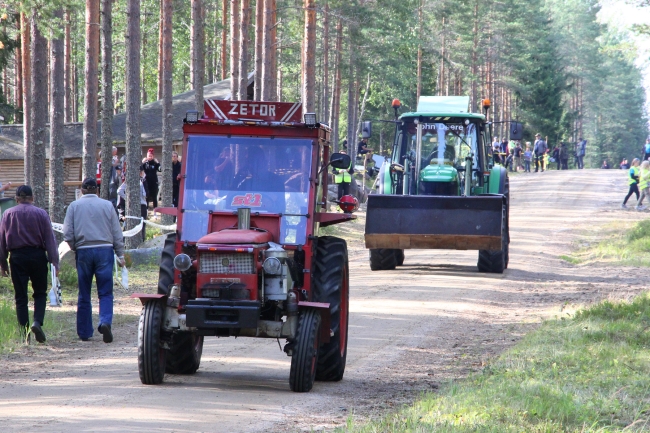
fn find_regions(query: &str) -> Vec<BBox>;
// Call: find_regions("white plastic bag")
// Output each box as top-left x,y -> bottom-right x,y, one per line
121,266 -> 129,290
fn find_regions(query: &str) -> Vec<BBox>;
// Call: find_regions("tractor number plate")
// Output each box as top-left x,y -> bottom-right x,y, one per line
210,278 -> 241,284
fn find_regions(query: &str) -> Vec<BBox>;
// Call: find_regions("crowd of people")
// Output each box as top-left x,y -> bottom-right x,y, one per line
492,134 -> 587,173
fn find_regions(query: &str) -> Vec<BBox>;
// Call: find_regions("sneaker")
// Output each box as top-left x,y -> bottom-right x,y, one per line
98,323 -> 113,343
637,206 -> 646,211
31,322 -> 46,343
621,204 -> 628,209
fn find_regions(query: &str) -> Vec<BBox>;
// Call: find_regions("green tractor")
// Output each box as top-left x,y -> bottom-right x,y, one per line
365,96 -> 510,273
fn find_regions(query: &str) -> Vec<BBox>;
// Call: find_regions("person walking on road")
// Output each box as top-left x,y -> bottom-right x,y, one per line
514,141 -> 522,171
575,138 -> 586,169
636,161 -> 650,210
560,142 -> 569,170
622,158 -> 641,209
63,178 -> 125,343
0,185 -> 59,343
533,133 -> 547,172
552,145 -> 561,170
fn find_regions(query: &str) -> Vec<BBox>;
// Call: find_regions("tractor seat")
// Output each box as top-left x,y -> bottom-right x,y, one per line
197,229 -> 272,245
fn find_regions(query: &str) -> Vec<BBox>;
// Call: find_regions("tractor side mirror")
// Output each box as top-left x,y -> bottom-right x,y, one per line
361,121 -> 372,138
330,153 -> 351,170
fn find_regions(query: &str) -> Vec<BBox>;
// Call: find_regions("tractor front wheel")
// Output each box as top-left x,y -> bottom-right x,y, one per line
313,236 -> 349,382
289,309 -> 321,392
369,248 -> 397,270
395,249 -> 405,266
165,332 -> 204,374
477,203 -> 508,274
138,301 -> 167,385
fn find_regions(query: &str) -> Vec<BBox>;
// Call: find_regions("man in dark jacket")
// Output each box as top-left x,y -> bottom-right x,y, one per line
141,148 -> 161,209
0,185 -> 59,343
560,142 -> 569,170
172,151 -> 181,207
533,133 -> 548,172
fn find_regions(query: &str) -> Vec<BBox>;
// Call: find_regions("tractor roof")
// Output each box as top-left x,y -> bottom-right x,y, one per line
399,95 -> 486,121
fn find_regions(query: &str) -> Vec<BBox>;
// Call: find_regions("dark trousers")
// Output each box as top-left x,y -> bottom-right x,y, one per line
644,153 -> 650,162
556,159 -> 561,170
173,183 -> 180,207
561,159 -> 568,170
624,184 -> 640,205
534,154 -> 545,172
9,247 -> 49,327
141,204 -> 148,242
337,182 -> 350,199
75,247 -> 114,340
146,182 -> 159,209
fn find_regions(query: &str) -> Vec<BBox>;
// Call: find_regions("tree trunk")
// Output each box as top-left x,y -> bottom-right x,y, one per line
238,0 -> 250,100
100,0 -> 114,200
254,0 -> 263,100
261,0 -> 272,100
21,13 -> 30,183
355,73 -> 370,139
125,0 -> 142,248
416,0 -> 422,102
269,0 -> 277,100
141,2 -> 148,105
157,0 -> 163,100
321,0 -> 329,123
301,0 -> 316,114
229,0 -> 240,99
329,18 -> 342,152
64,10 -> 72,123
160,0 -> 174,224
29,14 -> 47,209
50,8 -> 66,225
191,0 -> 205,112
221,0 -> 228,81
14,14 -> 21,123
345,34 -> 355,150
470,1 -> 479,110
83,0 -> 100,181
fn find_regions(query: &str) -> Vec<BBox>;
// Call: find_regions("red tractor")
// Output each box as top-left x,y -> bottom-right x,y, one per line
132,100 -> 356,392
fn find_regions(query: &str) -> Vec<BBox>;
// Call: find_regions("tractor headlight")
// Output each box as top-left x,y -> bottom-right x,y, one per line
262,257 -> 282,275
173,253 -> 192,271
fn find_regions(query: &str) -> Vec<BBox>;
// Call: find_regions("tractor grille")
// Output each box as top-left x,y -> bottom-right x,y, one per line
199,253 -> 255,274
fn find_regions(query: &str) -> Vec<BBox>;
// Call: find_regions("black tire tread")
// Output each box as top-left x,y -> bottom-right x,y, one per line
289,309 -> 321,392
158,234 -> 175,295
165,333 -> 203,374
395,249 -> 405,266
369,248 -> 397,271
477,203 -> 508,274
313,236 -> 349,382
138,301 -> 166,385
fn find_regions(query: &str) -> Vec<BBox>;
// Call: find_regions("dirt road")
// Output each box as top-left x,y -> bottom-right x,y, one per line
1,169 -> 648,432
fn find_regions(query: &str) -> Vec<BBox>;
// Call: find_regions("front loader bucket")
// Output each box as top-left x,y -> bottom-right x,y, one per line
365,195 -> 505,251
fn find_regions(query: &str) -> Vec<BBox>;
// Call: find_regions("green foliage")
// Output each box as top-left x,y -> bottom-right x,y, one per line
340,293 -> 650,432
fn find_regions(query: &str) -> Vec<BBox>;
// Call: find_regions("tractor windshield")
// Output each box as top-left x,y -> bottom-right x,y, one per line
407,122 -> 478,169
181,136 -> 313,243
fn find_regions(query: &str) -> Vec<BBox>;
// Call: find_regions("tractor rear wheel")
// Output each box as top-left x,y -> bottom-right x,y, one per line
369,248 -> 397,270
289,309 -> 321,392
477,203 -> 508,273
395,249 -> 405,266
313,236 -> 349,382
158,233 -> 176,295
138,301 -> 167,385
165,332 -> 204,374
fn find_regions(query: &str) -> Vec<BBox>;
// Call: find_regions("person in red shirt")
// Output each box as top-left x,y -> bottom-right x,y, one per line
0,185 -> 59,343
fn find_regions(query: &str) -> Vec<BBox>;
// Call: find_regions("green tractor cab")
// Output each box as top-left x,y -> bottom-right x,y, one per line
365,96 -> 510,273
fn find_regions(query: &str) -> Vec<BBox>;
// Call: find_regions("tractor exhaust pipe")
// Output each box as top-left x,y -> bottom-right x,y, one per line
238,207 -> 251,230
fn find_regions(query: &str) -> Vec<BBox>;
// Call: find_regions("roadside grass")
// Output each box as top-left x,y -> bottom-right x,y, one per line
340,293 -> 650,432
560,219 -> 650,267
0,262 -> 158,352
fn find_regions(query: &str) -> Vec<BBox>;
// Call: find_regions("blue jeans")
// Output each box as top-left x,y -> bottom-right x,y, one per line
75,247 -> 114,339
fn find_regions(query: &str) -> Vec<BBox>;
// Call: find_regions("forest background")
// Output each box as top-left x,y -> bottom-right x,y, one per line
0,0 -> 649,221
